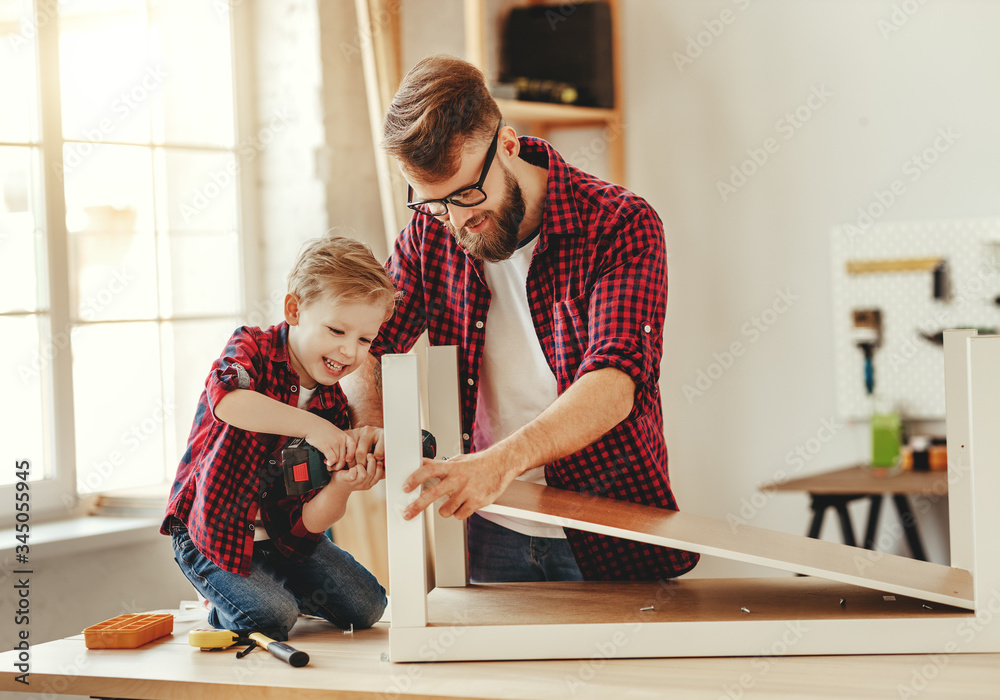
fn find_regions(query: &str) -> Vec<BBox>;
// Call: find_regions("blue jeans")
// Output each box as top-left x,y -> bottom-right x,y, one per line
170,522 -> 386,641
467,513 -> 583,583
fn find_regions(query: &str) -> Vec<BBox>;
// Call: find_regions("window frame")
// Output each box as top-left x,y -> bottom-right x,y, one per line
0,0 -> 259,526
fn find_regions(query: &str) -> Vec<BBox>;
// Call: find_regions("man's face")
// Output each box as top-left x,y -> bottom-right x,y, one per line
444,161 -> 525,263
406,130 -> 527,263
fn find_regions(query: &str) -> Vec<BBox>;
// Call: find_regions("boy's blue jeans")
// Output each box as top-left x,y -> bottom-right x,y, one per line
467,513 -> 583,582
170,521 -> 386,641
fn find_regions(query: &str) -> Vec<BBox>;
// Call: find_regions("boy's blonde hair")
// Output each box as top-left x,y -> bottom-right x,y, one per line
287,235 -> 396,318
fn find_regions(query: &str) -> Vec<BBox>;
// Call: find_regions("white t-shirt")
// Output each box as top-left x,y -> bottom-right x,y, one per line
473,234 -> 565,538
296,385 -> 318,410
255,384 -> 319,542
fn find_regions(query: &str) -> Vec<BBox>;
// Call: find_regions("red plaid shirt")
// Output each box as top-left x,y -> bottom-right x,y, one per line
372,137 -> 699,580
161,322 -> 348,576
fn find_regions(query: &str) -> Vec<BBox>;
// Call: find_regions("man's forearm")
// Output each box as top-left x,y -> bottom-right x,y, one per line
341,354 -> 385,428
399,367 -> 636,521
494,367 -> 635,477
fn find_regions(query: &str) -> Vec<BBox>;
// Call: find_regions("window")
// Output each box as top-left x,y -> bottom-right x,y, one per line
1,0 -> 251,520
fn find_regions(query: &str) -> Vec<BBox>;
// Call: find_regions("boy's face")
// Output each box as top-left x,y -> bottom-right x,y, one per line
284,292 -> 385,389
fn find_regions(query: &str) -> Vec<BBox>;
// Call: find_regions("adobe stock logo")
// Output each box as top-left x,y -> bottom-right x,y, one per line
843,127 -> 960,242
877,0 -> 931,40
682,288 -> 799,404
716,84 -> 833,202
672,0 -> 753,73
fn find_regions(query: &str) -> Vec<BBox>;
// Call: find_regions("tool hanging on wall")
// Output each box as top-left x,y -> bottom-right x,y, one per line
933,260 -> 948,301
846,256 -> 949,301
852,309 -> 882,395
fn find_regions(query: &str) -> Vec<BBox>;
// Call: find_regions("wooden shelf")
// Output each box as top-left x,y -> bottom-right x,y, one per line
495,98 -> 618,126
466,0 -> 625,184
361,0 -> 627,247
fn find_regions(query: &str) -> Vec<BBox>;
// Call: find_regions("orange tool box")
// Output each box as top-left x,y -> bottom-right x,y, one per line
83,613 -> 174,649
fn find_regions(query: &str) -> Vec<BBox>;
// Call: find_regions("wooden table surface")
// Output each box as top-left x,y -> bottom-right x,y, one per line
2,586 -> 999,700
765,465 -> 950,496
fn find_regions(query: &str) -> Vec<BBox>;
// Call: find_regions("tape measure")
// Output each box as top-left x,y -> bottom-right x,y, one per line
189,628 -> 242,650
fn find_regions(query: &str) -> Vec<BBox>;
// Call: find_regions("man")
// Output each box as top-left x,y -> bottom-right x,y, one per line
345,54 -> 698,582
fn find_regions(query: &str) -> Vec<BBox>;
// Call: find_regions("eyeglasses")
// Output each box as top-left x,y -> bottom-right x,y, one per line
406,124 -> 501,217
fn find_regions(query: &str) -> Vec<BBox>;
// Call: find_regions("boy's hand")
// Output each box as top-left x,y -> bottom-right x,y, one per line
304,419 -> 357,470
345,426 -> 384,470
332,454 -> 384,492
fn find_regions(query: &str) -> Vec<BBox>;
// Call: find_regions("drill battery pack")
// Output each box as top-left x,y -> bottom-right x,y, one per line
281,438 -> 331,496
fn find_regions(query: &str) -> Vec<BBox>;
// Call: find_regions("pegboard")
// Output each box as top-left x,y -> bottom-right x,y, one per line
830,218 -> 1000,420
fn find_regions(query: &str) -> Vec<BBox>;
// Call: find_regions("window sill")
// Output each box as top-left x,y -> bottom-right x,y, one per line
0,515 -> 164,563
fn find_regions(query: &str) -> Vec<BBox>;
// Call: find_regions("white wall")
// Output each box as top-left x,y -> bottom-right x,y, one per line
395,0 -> 1000,576
253,0 -> 389,314
623,0 -> 998,575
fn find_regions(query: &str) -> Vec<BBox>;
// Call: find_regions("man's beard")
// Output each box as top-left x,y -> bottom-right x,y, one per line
445,163 -> 526,263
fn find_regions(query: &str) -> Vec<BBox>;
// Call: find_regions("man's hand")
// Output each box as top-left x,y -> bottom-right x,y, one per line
396,368 -> 635,521
345,426 -> 384,469
341,354 -> 385,429
401,450 -> 518,520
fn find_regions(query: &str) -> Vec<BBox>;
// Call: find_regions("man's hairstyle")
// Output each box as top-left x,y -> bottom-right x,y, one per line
382,54 -> 502,183
287,235 -> 396,318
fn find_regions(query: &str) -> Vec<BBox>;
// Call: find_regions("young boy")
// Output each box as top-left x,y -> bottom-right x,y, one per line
161,235 -> 395,641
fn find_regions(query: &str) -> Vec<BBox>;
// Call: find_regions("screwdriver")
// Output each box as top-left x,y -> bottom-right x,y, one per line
189,628 -> 309,667
248,632 -> 309,667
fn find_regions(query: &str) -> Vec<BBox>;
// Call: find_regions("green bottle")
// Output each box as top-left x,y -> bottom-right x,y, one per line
871,410 -> 901,468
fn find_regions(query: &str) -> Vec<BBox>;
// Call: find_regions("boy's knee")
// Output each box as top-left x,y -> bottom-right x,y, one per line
212,596 -> 300,641
349,588 -> 388,630
257,603 -> 301,640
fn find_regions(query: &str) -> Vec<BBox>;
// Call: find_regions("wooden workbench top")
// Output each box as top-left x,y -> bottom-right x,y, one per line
763,465 -> 950,496
1,592 -> 998,700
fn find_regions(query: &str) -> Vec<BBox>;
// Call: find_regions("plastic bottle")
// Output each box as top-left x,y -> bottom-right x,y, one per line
870,396 -> 901,470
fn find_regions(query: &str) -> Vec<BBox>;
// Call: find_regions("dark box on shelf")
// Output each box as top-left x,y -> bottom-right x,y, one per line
500,2 -> 614,109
